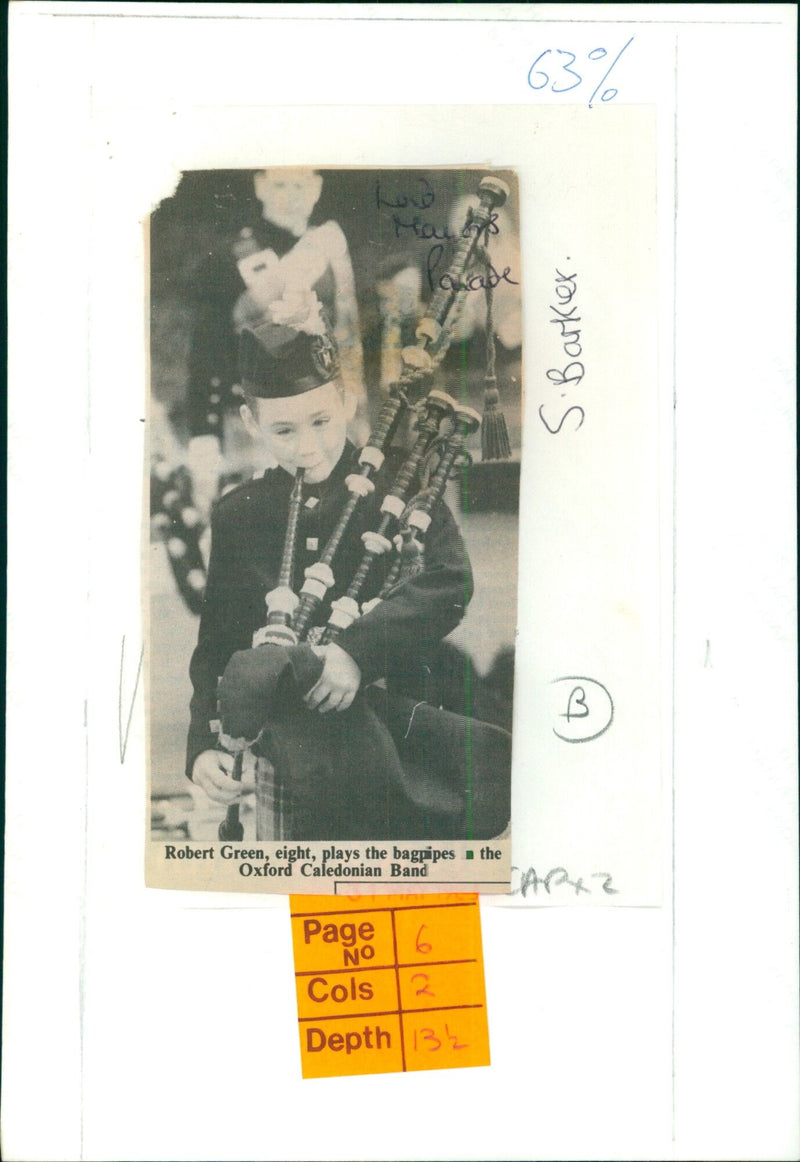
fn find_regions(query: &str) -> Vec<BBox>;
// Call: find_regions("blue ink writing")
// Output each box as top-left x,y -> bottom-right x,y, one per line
527,38 -> 634,108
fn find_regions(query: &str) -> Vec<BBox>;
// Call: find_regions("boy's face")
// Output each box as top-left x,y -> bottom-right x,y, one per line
241,380 -> 353,484
253,169 -> 322,236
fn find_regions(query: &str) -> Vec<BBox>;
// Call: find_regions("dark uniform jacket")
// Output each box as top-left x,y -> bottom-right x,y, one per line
186,441 -> 474,782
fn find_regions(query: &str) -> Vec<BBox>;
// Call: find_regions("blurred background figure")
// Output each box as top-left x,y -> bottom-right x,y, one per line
186,167 -> 366,521
375,263 -> 423,391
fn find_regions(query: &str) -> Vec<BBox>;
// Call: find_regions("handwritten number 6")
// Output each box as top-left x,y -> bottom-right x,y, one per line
415,924 -> 432,954
412,972 -> 434,998
527,50 -> 551,90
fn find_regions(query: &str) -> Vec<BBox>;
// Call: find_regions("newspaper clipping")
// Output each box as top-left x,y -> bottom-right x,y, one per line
146,167 -> 522,894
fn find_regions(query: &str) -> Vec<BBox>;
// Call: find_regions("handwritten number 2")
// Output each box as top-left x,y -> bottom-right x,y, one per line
592,872 -> 619,895
446,1023 -> 468,1050
411,972 -> 435,998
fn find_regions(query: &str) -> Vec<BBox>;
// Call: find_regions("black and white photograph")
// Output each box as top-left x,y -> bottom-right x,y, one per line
147,166 -> 523,892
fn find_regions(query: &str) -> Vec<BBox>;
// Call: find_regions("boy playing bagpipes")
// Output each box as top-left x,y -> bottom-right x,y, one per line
186,296 -> 511,841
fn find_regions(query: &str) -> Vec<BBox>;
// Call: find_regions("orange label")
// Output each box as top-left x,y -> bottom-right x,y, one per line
290,893 -> 490,1079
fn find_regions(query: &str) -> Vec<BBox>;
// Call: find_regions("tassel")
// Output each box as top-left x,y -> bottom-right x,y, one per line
395,528 -> 426,586
481,272 -> 512,461
481,378 -> 512,461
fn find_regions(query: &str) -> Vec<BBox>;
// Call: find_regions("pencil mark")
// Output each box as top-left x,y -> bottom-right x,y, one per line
119,636 -> 144,764
540,265 -> 586,434
510,865 -> 619,897
551,676 -> 614,743
704,639 -> 712,668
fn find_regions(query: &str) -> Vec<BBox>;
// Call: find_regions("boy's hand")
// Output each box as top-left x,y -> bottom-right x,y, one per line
192,749 -> 250,803
305,643 -> 362,713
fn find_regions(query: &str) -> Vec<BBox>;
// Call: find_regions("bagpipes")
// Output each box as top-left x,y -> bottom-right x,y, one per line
213,175 -> 515,841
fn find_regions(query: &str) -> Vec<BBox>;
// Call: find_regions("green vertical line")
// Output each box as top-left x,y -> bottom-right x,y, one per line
454,168 -> 474,838
460,337 -> 468,406
464,646 -> 474,840
459,331 -> 473,839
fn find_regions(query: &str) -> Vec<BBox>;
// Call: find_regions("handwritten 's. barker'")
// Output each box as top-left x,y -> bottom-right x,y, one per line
540,265 -> 585,435
290,894 -> 490,1078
